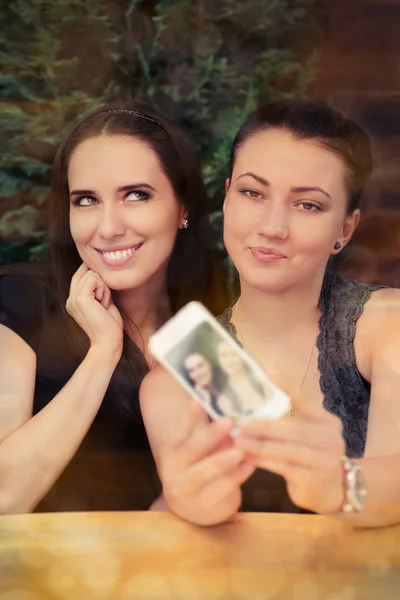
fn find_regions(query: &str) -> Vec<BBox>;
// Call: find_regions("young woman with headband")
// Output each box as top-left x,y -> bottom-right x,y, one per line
0,102 -> 223,513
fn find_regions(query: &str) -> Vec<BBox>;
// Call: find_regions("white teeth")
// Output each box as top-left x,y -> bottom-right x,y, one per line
102,246 -> 137,261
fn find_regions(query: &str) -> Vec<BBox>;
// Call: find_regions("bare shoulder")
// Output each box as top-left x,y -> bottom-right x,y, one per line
0,325 -> 36,440
139,364 -> 194,423
140,364 -> 186,405
356,287 -> 400,371
0,324 -> 36,388
0,324 -> 36,364
366,286 -> 400,309
359,287 -> 400,331
139,365 -> 202,459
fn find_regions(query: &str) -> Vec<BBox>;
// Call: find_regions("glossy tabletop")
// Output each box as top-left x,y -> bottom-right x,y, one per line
1,511 -> 399,599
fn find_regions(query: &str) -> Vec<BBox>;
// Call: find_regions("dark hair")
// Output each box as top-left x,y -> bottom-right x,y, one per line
183,351 -> 225,393
50,101 -> 209,310
47,101 -> 211,427
229,99 -> 373,213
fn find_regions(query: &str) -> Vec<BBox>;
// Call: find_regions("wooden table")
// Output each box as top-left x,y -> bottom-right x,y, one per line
1,511 -> 399,600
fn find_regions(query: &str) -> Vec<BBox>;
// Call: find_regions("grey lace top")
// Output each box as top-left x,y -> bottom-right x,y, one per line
218,271 -> 384,460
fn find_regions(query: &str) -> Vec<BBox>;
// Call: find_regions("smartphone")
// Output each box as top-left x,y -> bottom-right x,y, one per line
149,301 -> 291,422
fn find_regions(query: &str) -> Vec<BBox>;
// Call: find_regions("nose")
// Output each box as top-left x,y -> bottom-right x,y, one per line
257,199 -> 289,240
97,203 -> 126,240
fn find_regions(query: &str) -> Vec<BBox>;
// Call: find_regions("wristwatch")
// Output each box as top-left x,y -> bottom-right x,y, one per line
340,456 -> 367,513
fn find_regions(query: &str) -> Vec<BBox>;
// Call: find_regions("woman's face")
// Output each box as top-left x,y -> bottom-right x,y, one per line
184,353 -> 213,388
68,134 -> 186,291
223,129 -> 359,294
217,341 -> 245,377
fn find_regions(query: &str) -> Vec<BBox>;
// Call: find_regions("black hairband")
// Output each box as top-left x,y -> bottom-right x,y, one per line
103,109 -> 161,126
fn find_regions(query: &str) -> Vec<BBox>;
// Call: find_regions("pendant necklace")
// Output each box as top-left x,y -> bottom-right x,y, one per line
233,298 -> 316,417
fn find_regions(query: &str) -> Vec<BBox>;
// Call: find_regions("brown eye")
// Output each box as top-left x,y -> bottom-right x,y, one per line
240,188 -> 262,200
299,202 -> 320,211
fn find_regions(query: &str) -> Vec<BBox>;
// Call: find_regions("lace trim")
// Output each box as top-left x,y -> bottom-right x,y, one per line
317,274 -> 384,457
218,272 -> 385,458
217,306 -> 237,339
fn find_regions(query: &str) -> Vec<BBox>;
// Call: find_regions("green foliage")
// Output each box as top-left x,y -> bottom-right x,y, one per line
0,0 -> 121,262
1,0 -> 321,265
119,0 -> 320,209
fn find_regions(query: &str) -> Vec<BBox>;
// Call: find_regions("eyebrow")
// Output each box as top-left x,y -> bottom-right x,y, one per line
290,186 -> 331,200
237,172 -> 269,186
236,173 -> 331,200
69,183 -> 156,197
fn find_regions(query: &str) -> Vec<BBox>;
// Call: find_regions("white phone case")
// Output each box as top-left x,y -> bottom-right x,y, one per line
149,302 -> 291,421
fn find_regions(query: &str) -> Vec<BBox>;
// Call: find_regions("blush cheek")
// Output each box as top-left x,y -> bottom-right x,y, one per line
69,212 -> 96,248
290,228 -> 335,275
69,219 -> 101,271
224,209 -> 254,265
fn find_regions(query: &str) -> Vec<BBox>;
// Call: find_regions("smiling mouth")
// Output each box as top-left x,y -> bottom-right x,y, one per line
96,243 -> 144,265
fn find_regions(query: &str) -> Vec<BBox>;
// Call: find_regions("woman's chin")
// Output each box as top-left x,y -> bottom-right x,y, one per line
97,269 -> 144,292
242,271 -> 294,295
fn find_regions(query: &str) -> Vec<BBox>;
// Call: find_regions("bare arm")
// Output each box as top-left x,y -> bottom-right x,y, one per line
0,326 -> 120,514
0,265 -> 124,514
360,288 -> 400,458
339,454 -> 400,528
140,367 -> 254,525
234,405 -> 400,528
341,288 -> 400,526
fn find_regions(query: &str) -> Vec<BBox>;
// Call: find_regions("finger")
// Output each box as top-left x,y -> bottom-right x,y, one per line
234,437 -> 321,469
69,263 -> 89,296
202,461 -> 256,502
237,418 -> 303,444
94,282 -> 104,303
179,447 -> 245,496
184,418 -> 234,464
101,285 -> 112,309
232,460 -> 256,485
170,395 -> 234,459
237,415 -> 342,449
258,460 -> 344,515
76,270 -> 105,302
169,398 -> 209,450
251,456 -> 293,480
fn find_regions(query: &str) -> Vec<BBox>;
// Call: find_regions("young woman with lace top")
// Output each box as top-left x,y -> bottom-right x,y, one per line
141,99 -> 400,527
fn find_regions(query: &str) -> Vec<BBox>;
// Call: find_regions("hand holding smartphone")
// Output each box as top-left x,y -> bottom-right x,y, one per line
149,302 -> 291,422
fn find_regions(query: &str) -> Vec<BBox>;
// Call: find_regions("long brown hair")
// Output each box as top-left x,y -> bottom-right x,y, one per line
47,101 -> 211,426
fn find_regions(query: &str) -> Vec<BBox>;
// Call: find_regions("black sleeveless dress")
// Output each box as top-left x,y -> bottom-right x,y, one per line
0,271 -> 161,512
218,272 -> 384,512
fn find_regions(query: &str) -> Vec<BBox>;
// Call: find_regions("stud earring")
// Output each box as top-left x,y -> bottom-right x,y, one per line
334,241 -> 341,250
182,219 -> 189,230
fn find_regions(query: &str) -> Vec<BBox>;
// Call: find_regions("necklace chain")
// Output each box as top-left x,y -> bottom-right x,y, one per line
233,298 -> 316,416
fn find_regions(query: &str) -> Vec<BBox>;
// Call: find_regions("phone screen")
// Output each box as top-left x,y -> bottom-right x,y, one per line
150,303 -> 290,421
